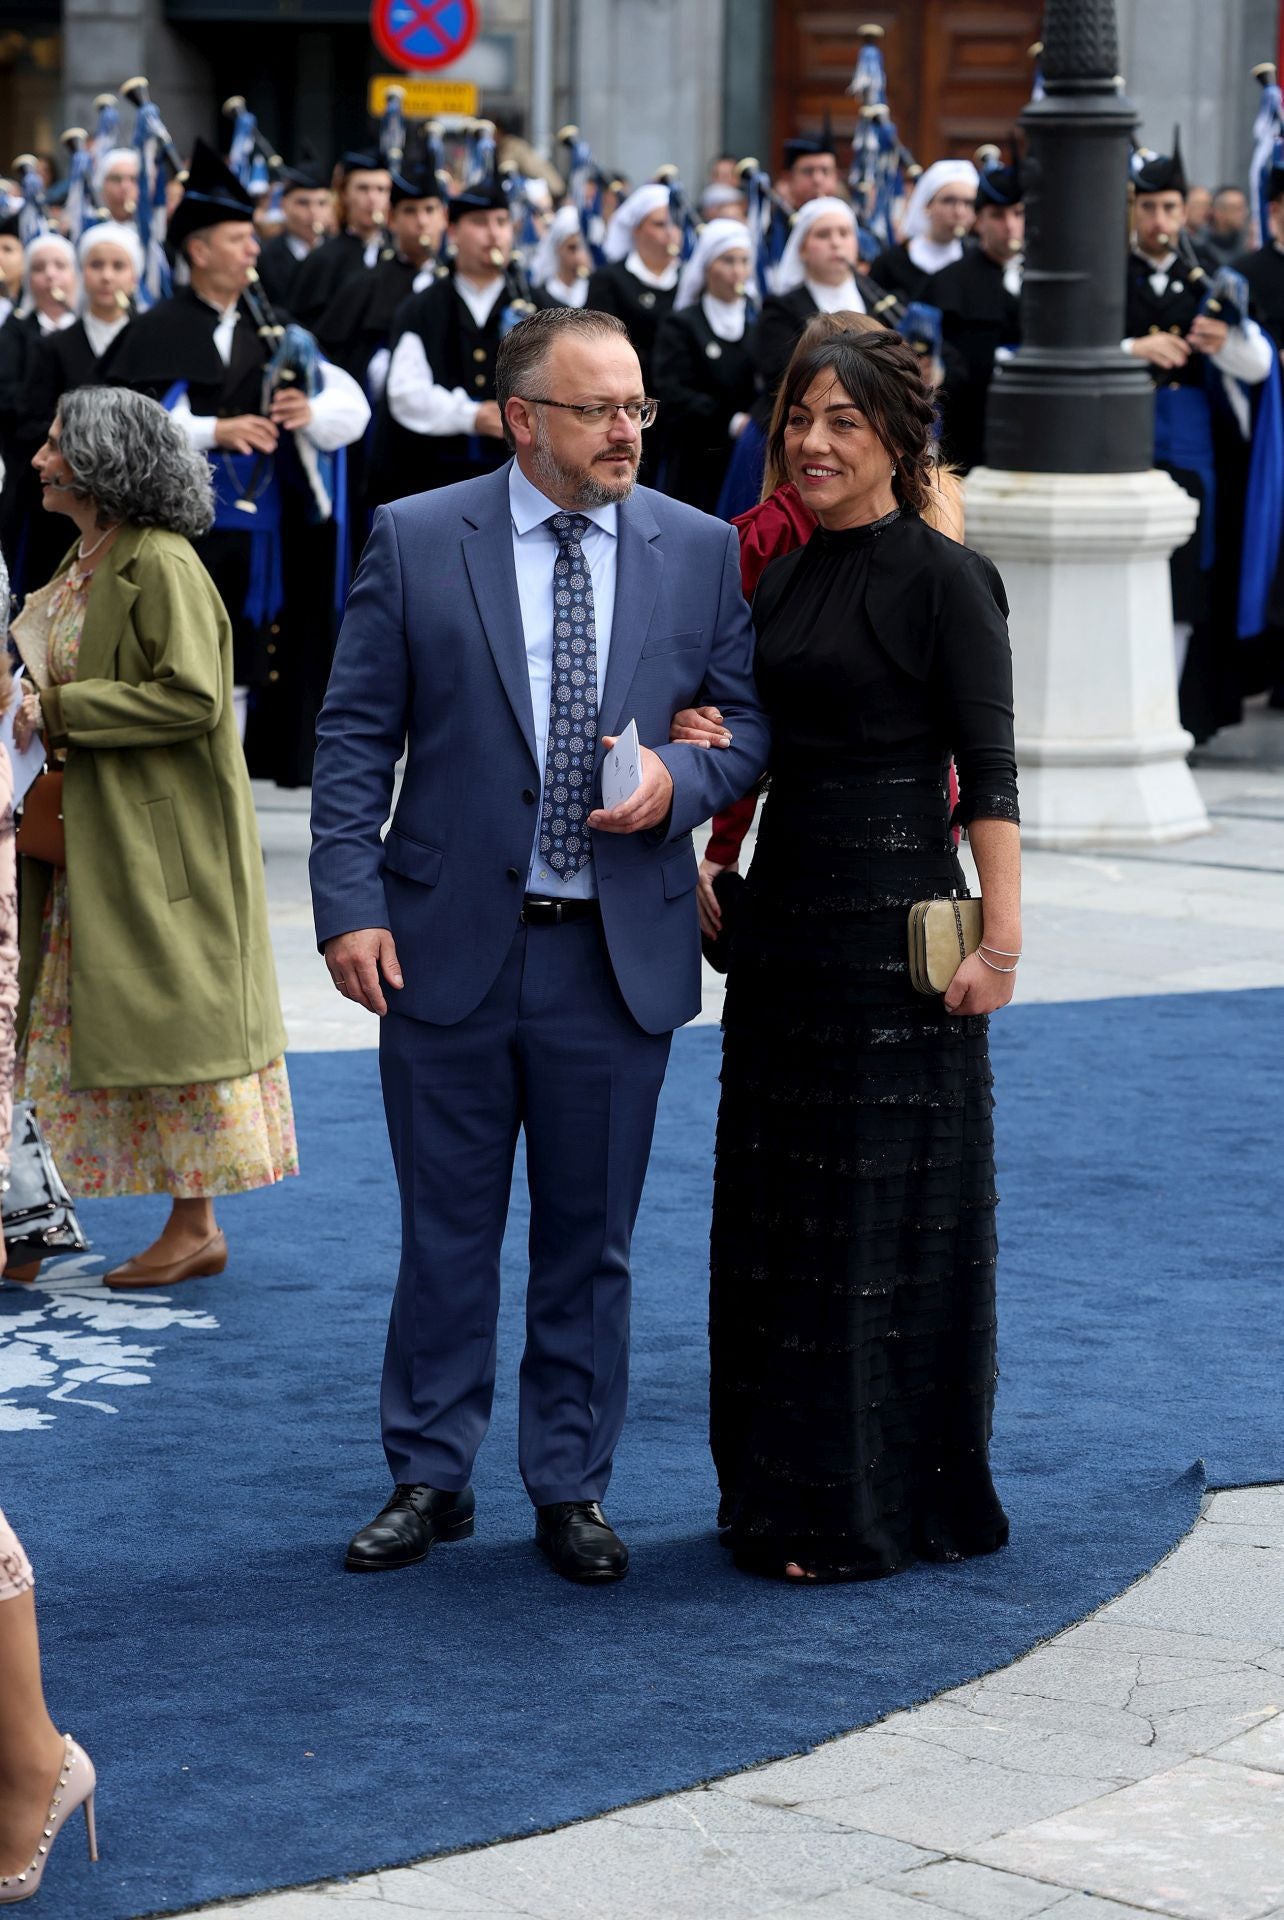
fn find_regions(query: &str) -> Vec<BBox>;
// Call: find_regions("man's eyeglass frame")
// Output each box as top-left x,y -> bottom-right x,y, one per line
514,396 -> 660,429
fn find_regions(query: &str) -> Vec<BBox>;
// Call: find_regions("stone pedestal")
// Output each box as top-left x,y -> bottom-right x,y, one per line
964,467 -> 1209,849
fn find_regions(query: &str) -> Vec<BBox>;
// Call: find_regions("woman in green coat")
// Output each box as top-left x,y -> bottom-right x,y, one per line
10,384 -> 296,1289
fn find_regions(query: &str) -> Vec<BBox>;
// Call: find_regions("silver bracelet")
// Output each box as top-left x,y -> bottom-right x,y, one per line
980,944 -> 1022,959
977,952 -> 1019,974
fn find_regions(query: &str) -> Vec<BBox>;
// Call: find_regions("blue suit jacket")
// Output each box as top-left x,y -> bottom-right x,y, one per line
309,462 -> 770,1034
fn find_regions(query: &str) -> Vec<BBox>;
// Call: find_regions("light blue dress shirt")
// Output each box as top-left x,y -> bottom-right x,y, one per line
509,461 -> 618,897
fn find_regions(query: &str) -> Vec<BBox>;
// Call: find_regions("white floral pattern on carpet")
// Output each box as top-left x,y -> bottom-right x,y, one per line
0,1256 -> 219,1426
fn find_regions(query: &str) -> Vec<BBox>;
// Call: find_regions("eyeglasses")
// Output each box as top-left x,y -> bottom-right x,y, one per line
516,396 -> 659,429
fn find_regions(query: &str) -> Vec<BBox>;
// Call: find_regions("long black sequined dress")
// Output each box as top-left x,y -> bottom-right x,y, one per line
711,506 -> 1021,1578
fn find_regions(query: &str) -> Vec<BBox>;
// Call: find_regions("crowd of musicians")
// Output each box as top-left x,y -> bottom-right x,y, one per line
2,66 -> 1284,783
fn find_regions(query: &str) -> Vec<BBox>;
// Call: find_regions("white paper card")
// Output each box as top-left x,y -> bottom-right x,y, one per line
1,667 -> 46,807
601,718 -> 643,812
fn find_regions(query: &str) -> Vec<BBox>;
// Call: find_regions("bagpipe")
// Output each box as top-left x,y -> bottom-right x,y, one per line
654,162 -> 700,263
846,23 -> 918,251
735,156 -> 795,297
223,95 -> 281,205
558,125 -> 606,267
1250,61 -> 1284,249
59,127 -> 94,246
120,76 -> 187,304
89,92 -> 121,205
10,153 -> 49,247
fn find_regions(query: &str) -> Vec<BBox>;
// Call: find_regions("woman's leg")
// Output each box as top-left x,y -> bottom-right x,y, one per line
127,1196 -> 219,1269
0,1588 -> 68,1878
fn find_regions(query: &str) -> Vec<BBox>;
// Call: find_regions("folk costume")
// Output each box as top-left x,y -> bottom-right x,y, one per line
256,160 -> 331,312
287,153 -> 386,330
586,184 -> 678,483
374,179 -> 512,507
1127,141 -> 1278,740
873,160 -> 980,304
653,220 -> 756,514
931,155 -> 1023,472
109,141 -> 369,785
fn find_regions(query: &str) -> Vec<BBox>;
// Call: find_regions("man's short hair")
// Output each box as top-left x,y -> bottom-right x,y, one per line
495,306 -> 632,449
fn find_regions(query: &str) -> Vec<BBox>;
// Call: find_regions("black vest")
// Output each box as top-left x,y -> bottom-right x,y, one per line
371,276 -> 507,505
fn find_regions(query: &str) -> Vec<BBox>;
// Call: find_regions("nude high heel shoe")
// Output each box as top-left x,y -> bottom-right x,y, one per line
0,1736 -> 97,1902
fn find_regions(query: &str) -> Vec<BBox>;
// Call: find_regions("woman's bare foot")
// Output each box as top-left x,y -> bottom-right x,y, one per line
784,1561 -> 818,1581
121,1198 -> 218,1272
0,1733 -> 67,1879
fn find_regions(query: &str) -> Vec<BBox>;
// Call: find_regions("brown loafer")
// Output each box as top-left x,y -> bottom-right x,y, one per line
104,1230 -> 228,1291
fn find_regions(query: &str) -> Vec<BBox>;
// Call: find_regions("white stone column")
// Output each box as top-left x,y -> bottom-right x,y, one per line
964,467 -> 1209,849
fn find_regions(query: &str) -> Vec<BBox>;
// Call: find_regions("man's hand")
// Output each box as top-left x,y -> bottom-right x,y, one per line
474,400 -> 505,438
214,413 -> 280,455
1187,314 -> 1230,357
1127,333 -> 1190,371
324,929 -> 404,1015
269,388 -> 314,432
588,741 -> 675,835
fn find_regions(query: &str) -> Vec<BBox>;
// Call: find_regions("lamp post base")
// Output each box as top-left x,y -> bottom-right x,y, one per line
964,467 -> 1209,850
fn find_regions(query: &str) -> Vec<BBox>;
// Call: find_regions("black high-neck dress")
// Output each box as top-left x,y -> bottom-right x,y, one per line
710,506 -> 1020,1578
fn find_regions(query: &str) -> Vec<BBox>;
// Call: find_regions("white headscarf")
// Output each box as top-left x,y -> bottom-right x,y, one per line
18,232 -> 79,321
773,196 -> 856,295
699,183 -> 746,217
530,204 -> 582,288
675,218 -> 752,310
604,183 -> 670,262
902,160 -> 979,240
77,220 -> 144,279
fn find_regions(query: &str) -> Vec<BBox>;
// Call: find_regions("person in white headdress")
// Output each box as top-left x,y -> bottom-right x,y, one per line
586,183 -> 682,473
653,219 -> 757,511
752,198 -> 895,436
530,204 -> 590,308
700,181 -> 748,221
0,235 -> 80,588
875,159 -> 979,303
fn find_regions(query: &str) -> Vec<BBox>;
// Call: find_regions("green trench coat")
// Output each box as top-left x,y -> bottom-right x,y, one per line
14,523 -> 288,1091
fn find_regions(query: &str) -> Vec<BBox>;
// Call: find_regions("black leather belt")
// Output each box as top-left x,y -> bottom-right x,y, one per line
521,896 -> 600,925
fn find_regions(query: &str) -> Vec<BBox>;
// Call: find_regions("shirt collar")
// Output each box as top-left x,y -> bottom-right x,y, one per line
509,458 -> 619,540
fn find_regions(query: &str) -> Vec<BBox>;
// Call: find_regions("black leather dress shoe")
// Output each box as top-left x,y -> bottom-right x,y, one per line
344,1484 -> 475,1572
535,1501 -> 629,1583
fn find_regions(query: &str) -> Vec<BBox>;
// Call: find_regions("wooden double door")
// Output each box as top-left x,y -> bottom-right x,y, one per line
771,0 -> 1046,176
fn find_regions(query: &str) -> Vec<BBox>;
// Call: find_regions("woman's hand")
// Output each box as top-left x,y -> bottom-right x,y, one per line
697,856 -> 736,939
670,705 -> 732,749
12,692 -> 43,755
942,950 -> 1017,1017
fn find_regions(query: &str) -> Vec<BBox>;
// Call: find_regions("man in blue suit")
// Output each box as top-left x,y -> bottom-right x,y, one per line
310,305 -> 769,1583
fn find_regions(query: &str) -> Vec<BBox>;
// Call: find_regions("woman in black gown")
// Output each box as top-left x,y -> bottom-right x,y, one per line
677,328 -> 1022,1582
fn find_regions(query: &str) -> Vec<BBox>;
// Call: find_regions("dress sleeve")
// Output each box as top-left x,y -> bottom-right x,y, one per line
935,549 -> 1020,827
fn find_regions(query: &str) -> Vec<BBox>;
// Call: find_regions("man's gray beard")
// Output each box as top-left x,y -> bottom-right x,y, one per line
531,422 -> 637,507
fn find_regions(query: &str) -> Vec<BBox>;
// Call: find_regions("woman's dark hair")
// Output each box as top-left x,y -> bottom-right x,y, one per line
765,328 -> 938,517
57,385 -> 214,537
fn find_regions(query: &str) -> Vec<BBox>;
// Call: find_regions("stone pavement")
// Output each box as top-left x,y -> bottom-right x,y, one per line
197,701 -> 1284,1920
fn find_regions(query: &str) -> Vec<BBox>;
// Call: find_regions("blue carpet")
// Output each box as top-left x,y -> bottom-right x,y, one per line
1,988 -> 1281,1917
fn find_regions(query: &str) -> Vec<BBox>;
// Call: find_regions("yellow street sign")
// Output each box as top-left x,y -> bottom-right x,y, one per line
368,76 -> 479,119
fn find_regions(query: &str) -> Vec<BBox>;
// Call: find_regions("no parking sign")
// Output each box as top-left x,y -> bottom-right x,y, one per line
370,0 -> 479,74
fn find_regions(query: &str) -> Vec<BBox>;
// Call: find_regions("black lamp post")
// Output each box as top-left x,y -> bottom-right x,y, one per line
985,0 -> 1154,473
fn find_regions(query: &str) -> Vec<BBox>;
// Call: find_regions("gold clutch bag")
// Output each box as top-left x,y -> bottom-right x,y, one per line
907,896 -> 983,995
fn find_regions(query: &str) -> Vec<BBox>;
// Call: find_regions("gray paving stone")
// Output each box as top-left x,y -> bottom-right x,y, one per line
949,1683 -> 1178,1751
986,1648 -> 1145,1711
711,1732 -> 940,1806
877,1697 -> 1184,1784
1135,1701 -> 1281,1755
400,1814 -> 935,1919
1202,1489 -> 1284,1535
875,1857 -> 1076,1916
802,1757 -> 1118,1853
1050,1619 -> 1278,1667
1129,1664 -> 1284,1718
1210,1710 -> 1284,1775
969,1756 -> 1284,1920
1100,1539 -> 1284,1646
1048,1901 -> 1184,1918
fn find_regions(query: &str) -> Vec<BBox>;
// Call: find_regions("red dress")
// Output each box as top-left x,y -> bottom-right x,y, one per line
704,483 -> 960,865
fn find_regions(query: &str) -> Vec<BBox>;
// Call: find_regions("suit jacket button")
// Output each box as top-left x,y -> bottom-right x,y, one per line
506,866 -> 520,880
522,788 -> 536,804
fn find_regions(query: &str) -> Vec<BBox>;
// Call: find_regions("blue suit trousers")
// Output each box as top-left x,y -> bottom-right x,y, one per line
378,916 -> 673,1506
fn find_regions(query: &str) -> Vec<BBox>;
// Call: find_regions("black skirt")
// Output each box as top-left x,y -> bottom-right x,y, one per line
710,755 -> 1010,1577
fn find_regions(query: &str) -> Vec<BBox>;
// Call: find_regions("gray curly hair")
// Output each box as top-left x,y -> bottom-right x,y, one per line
57,386 -> 214,538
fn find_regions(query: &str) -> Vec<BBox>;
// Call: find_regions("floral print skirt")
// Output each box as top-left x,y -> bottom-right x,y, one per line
16,872 -> 299,1200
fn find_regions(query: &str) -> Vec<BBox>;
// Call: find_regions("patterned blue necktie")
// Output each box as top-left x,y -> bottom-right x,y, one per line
540,511 -> 598,881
